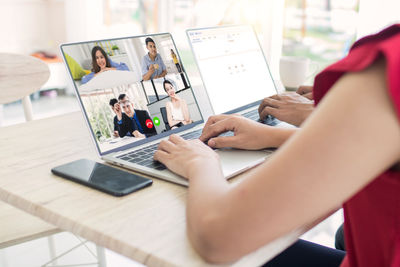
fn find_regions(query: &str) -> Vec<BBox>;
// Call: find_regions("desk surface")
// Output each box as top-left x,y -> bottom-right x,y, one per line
0,112 -> 301,267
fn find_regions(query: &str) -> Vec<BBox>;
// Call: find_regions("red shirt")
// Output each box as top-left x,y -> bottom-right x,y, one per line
313,24 -> 400,267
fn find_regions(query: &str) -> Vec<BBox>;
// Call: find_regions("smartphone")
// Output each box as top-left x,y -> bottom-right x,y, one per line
51,159 -> 152,196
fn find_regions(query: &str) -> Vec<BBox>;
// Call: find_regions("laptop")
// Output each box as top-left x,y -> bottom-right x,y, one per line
187,25 -> 293,127
60,32 -> 271,186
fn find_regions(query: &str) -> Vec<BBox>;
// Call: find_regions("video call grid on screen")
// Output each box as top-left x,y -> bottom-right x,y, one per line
188,25 -> 277,115
61,33 -> 203,154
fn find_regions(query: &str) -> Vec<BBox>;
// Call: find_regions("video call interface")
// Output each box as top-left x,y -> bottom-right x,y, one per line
61,34 -> 202,153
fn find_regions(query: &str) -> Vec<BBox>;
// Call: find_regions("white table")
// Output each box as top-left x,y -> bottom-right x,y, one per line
0,112 -> 302,266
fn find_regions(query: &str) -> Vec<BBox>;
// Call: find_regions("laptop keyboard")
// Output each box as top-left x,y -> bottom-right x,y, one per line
242,109 -> 280,126
116,109 -> 273,170
116,129 -> 234,170
117,142 -> 166,170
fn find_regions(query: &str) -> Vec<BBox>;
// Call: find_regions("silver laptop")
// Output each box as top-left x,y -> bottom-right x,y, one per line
61,32 -> 270,186
187,25 -> 293,127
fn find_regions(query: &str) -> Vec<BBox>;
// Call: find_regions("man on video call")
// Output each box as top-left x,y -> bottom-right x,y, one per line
141,37 -> 167,81
117,94 -> 157,138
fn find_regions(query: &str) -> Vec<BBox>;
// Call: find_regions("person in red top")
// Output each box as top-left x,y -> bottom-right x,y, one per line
154,24 -> 400,266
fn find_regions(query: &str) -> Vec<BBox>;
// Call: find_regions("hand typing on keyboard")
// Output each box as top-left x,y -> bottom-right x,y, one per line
242,109 -> 279,126
258,114 -> 279,126
258,91 -> 314,127
198,114 -> 282,150
154,134 -> 220,178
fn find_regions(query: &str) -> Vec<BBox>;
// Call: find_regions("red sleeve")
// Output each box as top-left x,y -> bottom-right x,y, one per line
313,24 -> 400,122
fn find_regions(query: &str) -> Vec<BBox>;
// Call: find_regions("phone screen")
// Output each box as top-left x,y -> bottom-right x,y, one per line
52,159 -> 152,196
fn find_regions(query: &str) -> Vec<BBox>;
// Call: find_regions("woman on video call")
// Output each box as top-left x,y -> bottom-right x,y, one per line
81,46 -> 129,84
154,24 -> 400,267
163,80 -> 192,129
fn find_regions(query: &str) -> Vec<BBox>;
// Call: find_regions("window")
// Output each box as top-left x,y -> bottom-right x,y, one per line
282,0 -> 359,83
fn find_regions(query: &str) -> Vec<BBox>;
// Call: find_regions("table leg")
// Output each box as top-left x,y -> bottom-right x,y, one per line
96,245 -> 107,267
0,249 -> 8,267
0,104 -> 3,126
47,236 -> 57,266
22,95 -> 33,122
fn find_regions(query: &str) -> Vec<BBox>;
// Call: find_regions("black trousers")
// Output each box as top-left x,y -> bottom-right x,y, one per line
335,223 -> 345,251
262,239 -> 346,267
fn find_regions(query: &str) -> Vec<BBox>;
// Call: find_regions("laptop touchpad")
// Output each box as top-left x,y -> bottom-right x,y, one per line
216,148 -> 273,179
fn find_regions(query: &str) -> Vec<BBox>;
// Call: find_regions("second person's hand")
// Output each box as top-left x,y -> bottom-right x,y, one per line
258,92 -> 314,127
296,85 -> 313,100
199,114 -> 283,150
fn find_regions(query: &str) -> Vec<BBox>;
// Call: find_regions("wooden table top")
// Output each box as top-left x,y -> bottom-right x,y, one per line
0,112 -> 300,267
0,201 -> 60,249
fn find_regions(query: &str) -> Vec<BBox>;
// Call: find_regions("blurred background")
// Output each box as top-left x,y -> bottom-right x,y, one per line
1,0 -> 399,127
0,0 -> 399,266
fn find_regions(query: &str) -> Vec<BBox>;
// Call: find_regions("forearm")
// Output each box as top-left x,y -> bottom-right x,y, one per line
118,129 -> 127,137
261,126 -> 298,148
183,103 -> 191,122
142,71 -> 153,81
186,163 -> 230,262
192,59 -> 400,263
133,130 -> 144,138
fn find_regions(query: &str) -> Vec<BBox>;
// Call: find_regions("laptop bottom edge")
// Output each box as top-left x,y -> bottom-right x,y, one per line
103,148 -> 274,187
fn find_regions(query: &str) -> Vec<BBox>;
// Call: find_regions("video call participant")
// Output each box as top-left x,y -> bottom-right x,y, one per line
82,46 -> 129,84
110,96 -> 143,138
118,94 -> 157,138
163,80 -> 192,129
109,98 -> 122,137
170,49 -> 182,73
141,37 -> 167,81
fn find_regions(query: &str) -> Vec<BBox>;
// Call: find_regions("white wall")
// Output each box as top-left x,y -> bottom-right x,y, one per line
259,1 -> 285,80
357,0 -> 400,39
64,0 -> 143,43
0,0 -> 66,54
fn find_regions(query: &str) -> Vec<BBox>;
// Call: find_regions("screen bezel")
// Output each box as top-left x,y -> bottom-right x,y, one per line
60,33 -> 204,156
186,24 -> 278,115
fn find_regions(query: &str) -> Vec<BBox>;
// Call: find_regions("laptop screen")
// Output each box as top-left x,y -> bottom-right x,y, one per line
61,33 -> 203,155
187,25 -> 277,114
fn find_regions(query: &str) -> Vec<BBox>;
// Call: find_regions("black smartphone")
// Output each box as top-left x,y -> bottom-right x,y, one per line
51,159 -> 152,196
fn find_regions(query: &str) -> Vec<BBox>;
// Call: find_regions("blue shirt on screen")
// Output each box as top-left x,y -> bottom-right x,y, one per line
141,53 -> 166,80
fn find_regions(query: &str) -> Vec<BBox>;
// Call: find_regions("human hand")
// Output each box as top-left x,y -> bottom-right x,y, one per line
115,103 -> 122,119
200,114 -> 278,149
133,130 -> 146,138
149,64 -> 155,73
113,131 -> 119,137
258,92 -> 314,127
154,135 -> 221,178
296,85 -> 313,100
99,67 -> 114,73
